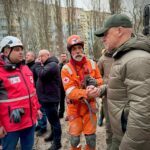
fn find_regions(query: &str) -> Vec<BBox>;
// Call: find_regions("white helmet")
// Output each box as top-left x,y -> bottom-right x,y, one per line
0,36 -> 23,53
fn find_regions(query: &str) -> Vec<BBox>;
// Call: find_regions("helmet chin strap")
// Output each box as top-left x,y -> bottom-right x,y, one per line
7,48 -> 13,61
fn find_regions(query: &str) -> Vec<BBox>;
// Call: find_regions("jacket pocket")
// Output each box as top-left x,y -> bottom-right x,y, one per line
121,107 -> 129,133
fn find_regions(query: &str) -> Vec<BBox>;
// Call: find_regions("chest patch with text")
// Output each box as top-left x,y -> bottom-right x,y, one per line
8,76 -> 21,84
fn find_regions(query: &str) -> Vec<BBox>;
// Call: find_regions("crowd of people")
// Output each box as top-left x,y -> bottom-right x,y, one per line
0,13 -> 150,150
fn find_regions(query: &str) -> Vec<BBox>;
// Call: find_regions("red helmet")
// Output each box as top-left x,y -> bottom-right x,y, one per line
67,35 -> 84,52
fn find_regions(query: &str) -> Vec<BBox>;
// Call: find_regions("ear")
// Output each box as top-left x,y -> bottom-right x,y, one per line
118,27 -> 123,37
3,48 -> 11,56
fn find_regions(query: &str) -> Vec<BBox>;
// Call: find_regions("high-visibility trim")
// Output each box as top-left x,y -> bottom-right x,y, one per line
66,86 -> 76,96
89,59 -> 96,69
63,60 -> 96,74
0,92 -> 36,103
63,65 -> 73,75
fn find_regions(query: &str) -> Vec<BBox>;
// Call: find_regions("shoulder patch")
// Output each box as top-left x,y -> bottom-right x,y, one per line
63,77 -> 70,84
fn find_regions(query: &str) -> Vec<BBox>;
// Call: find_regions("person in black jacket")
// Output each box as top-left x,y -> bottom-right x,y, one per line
58,53 -> 68,118
26,51 -> 47,136
35,49 -> 62,150
25,51 -> 38,83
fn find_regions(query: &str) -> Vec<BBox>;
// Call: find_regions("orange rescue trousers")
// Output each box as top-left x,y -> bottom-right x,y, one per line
68,100 -> 97,136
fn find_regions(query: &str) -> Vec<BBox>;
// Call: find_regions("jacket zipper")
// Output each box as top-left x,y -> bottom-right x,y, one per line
19,68 -> 34,125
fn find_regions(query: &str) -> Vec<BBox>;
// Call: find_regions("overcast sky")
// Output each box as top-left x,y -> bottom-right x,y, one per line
61,0 -> 150,14
75,0 -> 110,11
60,0 -> 110,11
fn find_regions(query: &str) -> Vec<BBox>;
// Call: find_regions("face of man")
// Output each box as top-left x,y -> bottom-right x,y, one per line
71,45 -> 84,61
38,52 -> 49,64
102,27 -> 120,51
9,46 -> 23,63
60,53 -> 67,63
25,52 -> 35,63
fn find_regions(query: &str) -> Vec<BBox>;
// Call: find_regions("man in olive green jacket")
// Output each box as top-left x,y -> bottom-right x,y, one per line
98,49 -> 114,150
95,14 -> 150,150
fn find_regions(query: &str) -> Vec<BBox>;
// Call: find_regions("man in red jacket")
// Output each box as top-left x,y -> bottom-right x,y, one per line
0,36 -> 41,150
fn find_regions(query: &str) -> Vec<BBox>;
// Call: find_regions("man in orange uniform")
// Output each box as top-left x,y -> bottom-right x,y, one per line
61,35 -> 103,150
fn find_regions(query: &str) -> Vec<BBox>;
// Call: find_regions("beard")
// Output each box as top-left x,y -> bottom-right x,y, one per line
72,54 -> 84,62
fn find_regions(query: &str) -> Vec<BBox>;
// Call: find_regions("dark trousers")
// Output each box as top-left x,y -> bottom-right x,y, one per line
2,125 -> 35,150
43,102 -> 62,143
59,90 -> 65,116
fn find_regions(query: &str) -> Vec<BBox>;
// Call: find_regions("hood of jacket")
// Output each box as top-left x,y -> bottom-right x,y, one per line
113,34 -> 150,59
0,54 -> 9,66
26,61 -> 35,68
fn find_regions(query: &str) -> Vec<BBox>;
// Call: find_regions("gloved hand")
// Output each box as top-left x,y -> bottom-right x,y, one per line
86,85 -> 99,99
10,108 -> 24,123
85,75 -> 97,87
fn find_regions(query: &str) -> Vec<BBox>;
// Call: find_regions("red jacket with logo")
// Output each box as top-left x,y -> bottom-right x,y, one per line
0,56 -> 40,132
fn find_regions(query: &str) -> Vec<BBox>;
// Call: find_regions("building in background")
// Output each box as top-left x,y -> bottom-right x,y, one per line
0,0 -> 109,58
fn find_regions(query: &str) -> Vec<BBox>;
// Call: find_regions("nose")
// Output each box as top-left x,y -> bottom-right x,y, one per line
76,48 -> 81,53
20,50 -> 23,54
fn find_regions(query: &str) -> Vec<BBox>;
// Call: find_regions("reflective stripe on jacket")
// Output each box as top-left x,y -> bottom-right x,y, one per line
0,92 -> 36,103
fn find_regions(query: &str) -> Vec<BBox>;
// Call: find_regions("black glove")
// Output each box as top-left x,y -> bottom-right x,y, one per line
10,108 -> 24,123
85,75 -> 97,87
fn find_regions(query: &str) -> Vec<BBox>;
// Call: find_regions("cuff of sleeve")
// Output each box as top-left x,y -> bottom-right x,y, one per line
80,90 -> 88,100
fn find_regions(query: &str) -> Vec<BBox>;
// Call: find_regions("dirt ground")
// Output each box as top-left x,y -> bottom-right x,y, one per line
16,100 -> 106,150
34,99 -> 107,150
34,118 -> 107,150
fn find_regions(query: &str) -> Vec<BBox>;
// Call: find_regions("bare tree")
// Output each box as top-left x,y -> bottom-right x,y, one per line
2,0 -> 35,52
25,0 -> 52,52
132,0 -> 143,34
123,0 -> 148,34
41,0 -> 51,49
1,0 -> 124,58
109,0 -> 121,14
2,0 -> 19,36
90,0 -> 110,60
53,0 -> 64,54
15,0 -> 31,52
66,0 -> 75,35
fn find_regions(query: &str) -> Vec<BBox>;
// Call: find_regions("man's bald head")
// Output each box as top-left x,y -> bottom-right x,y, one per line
38,49 -> 50,64
39,49 -> 50,56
